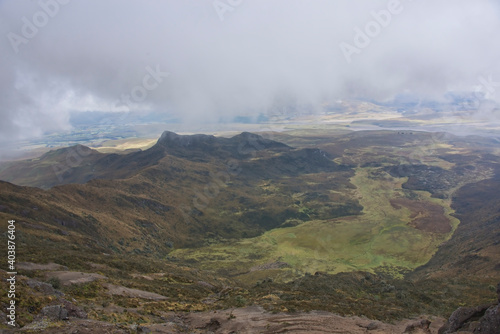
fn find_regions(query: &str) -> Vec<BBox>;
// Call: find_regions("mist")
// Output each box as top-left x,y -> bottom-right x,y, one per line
1,0 -> 499,145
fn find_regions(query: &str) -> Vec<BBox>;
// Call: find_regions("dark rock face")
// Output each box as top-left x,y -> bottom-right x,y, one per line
439,283 -> 500,334
474,304 -> 500,333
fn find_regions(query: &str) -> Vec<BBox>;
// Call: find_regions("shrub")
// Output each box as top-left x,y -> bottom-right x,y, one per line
47,277 -> 61,290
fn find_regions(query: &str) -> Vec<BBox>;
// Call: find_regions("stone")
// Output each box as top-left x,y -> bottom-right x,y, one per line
61,299 -> 88,319
26,278 -> 60,296
137,325 -> 152,333
439,283 -> 500,334
366,321 -> 379,330
40,305 -> 69,320
404,319 -> 431,333
474,304 -> 500,334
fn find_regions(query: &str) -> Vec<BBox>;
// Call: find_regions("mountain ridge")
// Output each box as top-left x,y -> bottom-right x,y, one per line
0,131 -> 292,189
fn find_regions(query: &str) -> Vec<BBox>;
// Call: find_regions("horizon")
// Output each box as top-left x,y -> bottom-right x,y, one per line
1,0 -> 499,160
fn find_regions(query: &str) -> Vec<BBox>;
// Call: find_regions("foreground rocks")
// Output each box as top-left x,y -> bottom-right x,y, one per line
0,306 -> 444,334
439,283 -> 500,334
173,306 -> 441,334
0,268 -> 447,333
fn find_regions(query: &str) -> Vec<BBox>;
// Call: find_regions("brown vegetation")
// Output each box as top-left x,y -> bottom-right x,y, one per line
390,198 -> 451,233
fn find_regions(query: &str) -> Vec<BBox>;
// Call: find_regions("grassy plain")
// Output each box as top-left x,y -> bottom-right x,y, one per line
173,166 -> 459,282
93,138 -> 158,153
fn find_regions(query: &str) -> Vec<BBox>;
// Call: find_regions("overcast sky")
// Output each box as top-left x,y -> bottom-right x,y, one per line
1,0 -> 500,145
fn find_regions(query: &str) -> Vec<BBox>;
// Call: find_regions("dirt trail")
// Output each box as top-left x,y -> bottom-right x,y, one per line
44,271 -> 107,286
103,283 -> 168,300
17,262 -> 68,271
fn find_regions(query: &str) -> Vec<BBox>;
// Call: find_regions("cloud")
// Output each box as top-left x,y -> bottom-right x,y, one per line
0,0 -> 499,145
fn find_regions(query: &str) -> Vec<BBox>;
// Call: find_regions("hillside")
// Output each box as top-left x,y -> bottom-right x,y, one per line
0,130 -> 499,331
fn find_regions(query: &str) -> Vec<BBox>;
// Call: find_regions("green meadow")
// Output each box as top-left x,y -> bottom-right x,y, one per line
172,167 -> 459,282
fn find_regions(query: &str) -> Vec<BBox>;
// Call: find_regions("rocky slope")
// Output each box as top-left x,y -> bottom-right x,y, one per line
1,269 -> 446,333
439,283 -> 500,334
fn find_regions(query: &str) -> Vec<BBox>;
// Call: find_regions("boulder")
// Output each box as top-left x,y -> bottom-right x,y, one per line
61,299 -> 88,319
474,304 -> 500,333
25,278 -> 63,296
404,319 -> 431,333
439,282 -> 500,334
40,305 -> 68,321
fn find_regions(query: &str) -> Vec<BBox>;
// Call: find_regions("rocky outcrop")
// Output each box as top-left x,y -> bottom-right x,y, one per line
475,303 -> 500,333
60,299 -> 88,319
439,283 -> 500,334
25,277 -> 64,296
438,304 -> 493,333
40,305 -> 69,321
404,319 -> 431,333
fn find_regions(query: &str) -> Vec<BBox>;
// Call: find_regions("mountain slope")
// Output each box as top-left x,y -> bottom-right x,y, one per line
410,167 -> 500,281
2,130 -> 499,275
1,130 -> 500,331
0,131 -> 357,255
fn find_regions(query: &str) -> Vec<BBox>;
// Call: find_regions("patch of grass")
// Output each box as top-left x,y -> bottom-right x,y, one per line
63,281 -> 105,299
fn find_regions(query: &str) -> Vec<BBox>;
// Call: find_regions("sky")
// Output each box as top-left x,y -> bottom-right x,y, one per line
1,0 -> 500,146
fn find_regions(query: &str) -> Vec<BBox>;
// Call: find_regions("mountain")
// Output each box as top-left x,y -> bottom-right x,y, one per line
0,132 -> 292,189
1,130 -> 499,331
0,131 -> 351,252
155,131 -> 291,160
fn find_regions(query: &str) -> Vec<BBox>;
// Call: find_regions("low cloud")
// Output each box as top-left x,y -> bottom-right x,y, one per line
1,0 -> 499,145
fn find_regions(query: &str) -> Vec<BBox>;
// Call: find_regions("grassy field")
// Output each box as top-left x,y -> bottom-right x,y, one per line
172,166 -> 459,282
93,138 -> 158,153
